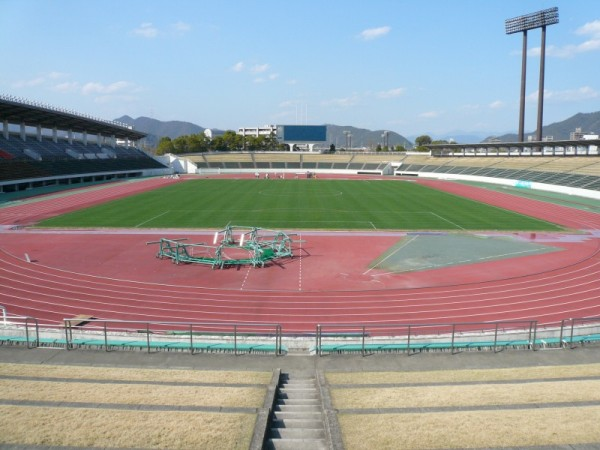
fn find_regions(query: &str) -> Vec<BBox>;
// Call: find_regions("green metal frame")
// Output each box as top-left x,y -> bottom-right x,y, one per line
155,225 -> 295,269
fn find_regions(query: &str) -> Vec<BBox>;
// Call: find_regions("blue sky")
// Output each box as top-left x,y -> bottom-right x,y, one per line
1,0 -> 599,140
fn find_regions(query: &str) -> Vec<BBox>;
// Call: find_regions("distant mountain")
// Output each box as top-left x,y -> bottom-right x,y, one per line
114,116 -> 225,148
325,125 -> 412,149
114,116 -> 413,150
484,111 -> 600,142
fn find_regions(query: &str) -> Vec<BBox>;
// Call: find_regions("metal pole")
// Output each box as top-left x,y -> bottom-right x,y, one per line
316,325 -> 320,356
65,320 -> 71,350
536,26 -> 547,142
518,30 -> 527,142
361,326 -> 366,357
146,323 -> 151,353
234,324 -> 237,356
190,324 -> 193,355
104,322 -> 108,351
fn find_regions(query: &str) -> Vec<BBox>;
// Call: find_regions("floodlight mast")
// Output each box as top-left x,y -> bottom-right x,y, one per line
505,7 -> 559,142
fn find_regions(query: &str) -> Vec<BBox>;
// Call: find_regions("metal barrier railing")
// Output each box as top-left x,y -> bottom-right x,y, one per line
63,318 -> 284,355
315,320 -> 539,356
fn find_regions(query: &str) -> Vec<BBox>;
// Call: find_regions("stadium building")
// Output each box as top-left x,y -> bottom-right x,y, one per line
0,94 -> 169,194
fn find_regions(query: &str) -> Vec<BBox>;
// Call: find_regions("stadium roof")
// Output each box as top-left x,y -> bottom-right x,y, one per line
0,95 -> 146,140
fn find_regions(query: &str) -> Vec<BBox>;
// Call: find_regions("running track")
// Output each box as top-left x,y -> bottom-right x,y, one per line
0,176 -> 599,333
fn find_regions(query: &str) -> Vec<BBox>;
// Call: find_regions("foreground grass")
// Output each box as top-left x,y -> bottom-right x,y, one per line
0,363 -> 268,449
332,379 -> 600,409
0,379 -> 265,408
326,363 -> 600,385
331,364 -> 600,449
37,179 -> 563,231
339,406 -> 600,449
0,406 -> 255,450
0,363 -> 272,384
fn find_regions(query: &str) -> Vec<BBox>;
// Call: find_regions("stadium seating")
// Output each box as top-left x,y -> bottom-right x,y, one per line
0,134 -> 167,183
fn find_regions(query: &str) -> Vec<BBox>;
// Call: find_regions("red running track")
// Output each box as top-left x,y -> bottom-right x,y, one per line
0,177 -> 599,333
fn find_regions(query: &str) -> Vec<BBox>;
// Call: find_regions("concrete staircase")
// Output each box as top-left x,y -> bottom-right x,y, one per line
265,372 -> 329,450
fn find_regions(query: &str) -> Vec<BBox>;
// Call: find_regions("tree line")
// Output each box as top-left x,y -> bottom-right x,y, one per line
155,131 -> 282,155
155,131 -> 445,155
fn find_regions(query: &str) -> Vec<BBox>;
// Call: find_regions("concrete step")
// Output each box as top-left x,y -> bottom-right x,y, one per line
269,428 -> 326,439
274,404 -> 322,413
277,392 -> 319,400
278,388 -> 318,398
272,411 -> 322,421
264,438 -> 328,450
276,398 -> 320,406
271,419 -> 324,429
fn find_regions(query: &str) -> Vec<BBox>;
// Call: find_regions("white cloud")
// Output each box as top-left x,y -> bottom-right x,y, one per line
419,111 -> 441,118
232,61 -> 245,72
12,76 -> 45,88
81,81 -> 133,95
576,19 -> 600,38
358,26 -> 391,41
133,22 -> 158,38
322,95 -> 359,108
250,63 -> 269,74
377,87 -> 405,99
53,81 -> 80,93
489,100 -> 505,109
526,86 -> 599,102
172,21 -> 191,34
528,19 -> 600,58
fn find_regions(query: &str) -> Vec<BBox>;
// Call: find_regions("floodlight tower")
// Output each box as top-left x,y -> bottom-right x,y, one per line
343,130 -> 352,150
505,7 -> 559,142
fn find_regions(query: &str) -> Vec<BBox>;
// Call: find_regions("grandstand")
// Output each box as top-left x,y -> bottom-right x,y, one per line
397,154 -> 600,193
0,95 -> 169,194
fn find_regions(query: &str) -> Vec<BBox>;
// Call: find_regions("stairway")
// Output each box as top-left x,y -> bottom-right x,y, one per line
265,372 -> 328,450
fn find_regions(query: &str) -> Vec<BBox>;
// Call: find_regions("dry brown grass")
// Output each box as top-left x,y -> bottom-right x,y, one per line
0,405 -> 255,449
332,379 -> 600,409
339,406 -> 600,449
0,363 -> 271,385
0,379 -> 265,408
326,363 -> 600,385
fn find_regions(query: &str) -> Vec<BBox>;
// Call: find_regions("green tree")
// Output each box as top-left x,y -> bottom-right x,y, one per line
415,135 -> 432,147
188,133 -> 210,153
155,137 -> 175,155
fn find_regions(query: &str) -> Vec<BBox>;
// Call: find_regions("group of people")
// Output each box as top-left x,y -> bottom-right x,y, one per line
254,172 -> 285,179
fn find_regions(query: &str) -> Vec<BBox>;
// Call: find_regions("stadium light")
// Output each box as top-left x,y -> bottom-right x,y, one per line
505,7 -> 558,34
505,7 -> 558,142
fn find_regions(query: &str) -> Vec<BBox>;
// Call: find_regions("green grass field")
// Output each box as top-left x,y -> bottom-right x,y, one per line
37,179 -> 564,231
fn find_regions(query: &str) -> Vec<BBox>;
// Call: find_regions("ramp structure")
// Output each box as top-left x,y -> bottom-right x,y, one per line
154,225 -> 296,269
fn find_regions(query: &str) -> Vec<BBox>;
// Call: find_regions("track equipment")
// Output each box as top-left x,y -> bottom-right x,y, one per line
154,225 -> 296,269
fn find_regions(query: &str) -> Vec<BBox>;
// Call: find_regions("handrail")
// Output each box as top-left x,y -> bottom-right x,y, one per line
62,318 -> 284,355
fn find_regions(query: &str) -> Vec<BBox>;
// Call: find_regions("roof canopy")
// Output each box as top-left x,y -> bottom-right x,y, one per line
0,96 -> 146,140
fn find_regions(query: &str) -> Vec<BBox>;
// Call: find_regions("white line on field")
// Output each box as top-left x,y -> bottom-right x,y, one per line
135,211 -> 170,228
363,235 -> 418,275
430,212 -> 465,230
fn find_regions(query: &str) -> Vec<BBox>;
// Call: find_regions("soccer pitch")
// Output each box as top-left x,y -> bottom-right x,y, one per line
38,179 -> 564,231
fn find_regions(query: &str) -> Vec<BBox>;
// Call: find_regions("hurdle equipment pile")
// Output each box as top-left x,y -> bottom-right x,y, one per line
153,225 -> 296,269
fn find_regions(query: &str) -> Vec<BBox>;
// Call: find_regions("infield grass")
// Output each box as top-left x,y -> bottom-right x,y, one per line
38,179 -> 564,231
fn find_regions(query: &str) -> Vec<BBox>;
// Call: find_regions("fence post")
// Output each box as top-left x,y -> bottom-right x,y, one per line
104,321 -> 109,351
234,324 -> 237,356
190,324 -> 194,355
361,326 -> 366,357
531,321 -> 538,351
316,324 -> 321,356
146,322 -> 151,353
64,319 -> 72,350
